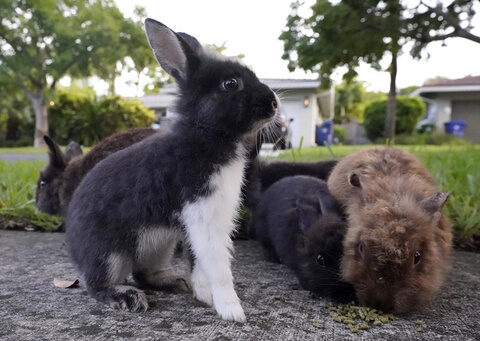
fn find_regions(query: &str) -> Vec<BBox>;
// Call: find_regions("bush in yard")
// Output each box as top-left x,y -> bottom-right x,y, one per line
333,125 -> 347,144
364,96 -> 425,141
393,132 -> 470,146
49,89 -> 155,146
97,96 -> 155,137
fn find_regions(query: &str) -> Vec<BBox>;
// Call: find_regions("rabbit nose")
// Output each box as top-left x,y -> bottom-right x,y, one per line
272,100 -> 278,111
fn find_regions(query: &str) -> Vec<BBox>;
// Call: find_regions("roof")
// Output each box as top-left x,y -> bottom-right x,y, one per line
411,75 -> 480,97
260,78 -> 320,90
138,78 -> 321,108
424,75 -> 480,87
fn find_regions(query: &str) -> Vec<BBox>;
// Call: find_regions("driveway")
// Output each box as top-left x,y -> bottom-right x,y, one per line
0,230 -> 479,340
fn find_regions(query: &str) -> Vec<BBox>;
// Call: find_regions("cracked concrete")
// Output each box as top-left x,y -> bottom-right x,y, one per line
0,230 -> 479,340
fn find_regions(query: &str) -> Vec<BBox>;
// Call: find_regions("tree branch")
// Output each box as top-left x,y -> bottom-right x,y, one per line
420,0 -> 480,44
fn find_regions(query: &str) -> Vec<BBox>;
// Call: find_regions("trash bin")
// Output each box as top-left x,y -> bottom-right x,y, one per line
316,120 -> 333,146
444,120 -> 466,138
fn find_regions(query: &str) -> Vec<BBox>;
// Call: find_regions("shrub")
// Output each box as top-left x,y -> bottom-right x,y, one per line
364,96 -> 425,141
49,90 -> 155,146
333,125 -> 347,144
393,132 -> 470,146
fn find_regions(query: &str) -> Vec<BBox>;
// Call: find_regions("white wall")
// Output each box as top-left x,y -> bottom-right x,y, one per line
279,90 -> 320,148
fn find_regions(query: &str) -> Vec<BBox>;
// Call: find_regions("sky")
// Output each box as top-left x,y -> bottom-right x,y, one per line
91,0 -> 480,95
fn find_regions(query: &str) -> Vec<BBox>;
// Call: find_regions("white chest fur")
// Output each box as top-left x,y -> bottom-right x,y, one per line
181,144 -> 246,238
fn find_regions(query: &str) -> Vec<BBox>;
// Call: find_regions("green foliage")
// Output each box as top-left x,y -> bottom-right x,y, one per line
276,145 -> 480,244
334,80 -> 366,123
0,1 -> 155,145
280,0 -> 480,85
333,126 -> 347,144
0,160 -> 63,232
364,96 -> 425,141
394,132 -> 470,146
0,79 -> 34,147
49,88 -> 155,146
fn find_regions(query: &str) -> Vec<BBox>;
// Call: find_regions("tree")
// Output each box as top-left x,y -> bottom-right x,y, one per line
0,0 -> 148,147
280,0 -> 480,141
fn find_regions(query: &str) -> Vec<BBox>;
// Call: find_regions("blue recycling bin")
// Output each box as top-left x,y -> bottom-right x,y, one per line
316,120 -> 333,146
444,120 -> 466,138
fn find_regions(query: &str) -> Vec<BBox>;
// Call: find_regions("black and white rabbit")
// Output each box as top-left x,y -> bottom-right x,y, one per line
250,175 -> 354,301
65,19 -> 278,322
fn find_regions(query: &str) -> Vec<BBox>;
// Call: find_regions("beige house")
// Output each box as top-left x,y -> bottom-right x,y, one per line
139,79 -> 334,148
411,75 -> 480,143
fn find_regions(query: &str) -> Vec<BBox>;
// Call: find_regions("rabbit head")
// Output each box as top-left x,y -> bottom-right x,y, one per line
295,195 -> 354,301
341,173 -> 452,312
144,19 -> 278,139
36,136 -> 82,215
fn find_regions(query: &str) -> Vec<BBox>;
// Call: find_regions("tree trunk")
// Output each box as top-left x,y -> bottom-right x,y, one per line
384,50 -> 397,142
19,85 -> 48,147
31,94 -> 48,148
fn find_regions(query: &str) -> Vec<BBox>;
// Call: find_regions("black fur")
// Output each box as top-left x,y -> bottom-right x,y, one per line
250,175 -> 355,302
258,160 -> 338,192
66,19 -> 277,313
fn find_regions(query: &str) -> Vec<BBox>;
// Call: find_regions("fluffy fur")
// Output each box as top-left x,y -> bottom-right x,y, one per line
36,128 -> 157,216
251,175 -> 354,301
327,147 -> 452,312
65,19 -> 278,322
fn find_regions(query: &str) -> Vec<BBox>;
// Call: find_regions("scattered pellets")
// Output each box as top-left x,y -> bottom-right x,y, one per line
325,302 -> 396,334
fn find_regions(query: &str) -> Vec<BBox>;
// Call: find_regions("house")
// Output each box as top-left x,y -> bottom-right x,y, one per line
139,79 -> 334,148
411,75 -> 480,143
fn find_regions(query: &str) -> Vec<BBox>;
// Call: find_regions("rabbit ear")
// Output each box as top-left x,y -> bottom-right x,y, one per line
296,199 -> 317,232
144,18 -> 200,81
44,135 -> 66,170
64,141 -> 83,162
177,32 -> 202,52
420,191 -> 450,225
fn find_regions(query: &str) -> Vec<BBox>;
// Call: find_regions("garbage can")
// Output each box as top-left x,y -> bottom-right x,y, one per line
444,120 -> 466,138
316,120 -> 333,146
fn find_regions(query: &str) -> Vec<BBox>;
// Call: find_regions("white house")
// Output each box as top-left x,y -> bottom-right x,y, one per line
139,78 -> 334,148
411,75 -> 480,143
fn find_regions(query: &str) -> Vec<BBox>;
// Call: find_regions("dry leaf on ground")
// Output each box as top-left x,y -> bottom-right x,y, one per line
53,278 -> 79,289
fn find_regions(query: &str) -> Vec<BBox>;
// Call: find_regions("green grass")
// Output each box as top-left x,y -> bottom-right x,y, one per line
0,146 -> 91,154
1,144 -> 479,245
0,147 -> 49,154
0,160 -> 63,231
277,144 -> 480,244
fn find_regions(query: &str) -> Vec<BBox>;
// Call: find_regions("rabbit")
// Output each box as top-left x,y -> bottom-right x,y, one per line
65,18 -> 279,323
36,127 -> 157,216
258,159 -> 339,192
240,159 -> 339,215
327,147 -> 452,313
250,175 -> 355,301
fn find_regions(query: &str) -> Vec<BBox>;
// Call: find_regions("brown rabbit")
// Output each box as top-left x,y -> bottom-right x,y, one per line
36,127 -> 157,216
327,147 -> 452,313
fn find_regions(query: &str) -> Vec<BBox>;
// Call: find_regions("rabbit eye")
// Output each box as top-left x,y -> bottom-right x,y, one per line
414,250 -> 421,265
358,242 -> 364,257
316,253 -> 325,266
40,180 -> 47,187
222,78 -> 239,91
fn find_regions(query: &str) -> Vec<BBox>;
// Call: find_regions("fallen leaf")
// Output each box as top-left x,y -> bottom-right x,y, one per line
53,278 -> 79,289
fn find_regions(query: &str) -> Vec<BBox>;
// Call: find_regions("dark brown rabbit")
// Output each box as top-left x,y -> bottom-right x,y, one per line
327,147 -> 452,313
36,127 -> 157,216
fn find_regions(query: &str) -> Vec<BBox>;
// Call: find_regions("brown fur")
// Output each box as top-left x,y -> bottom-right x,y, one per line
327,147 -> 452,312
37,128 -> 157,216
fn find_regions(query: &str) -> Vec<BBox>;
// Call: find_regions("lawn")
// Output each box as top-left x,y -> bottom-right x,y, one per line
278,144 -> 480,247
0,160 -> 62,231
0,144 -> 479,247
